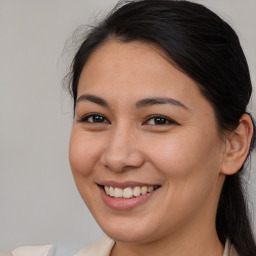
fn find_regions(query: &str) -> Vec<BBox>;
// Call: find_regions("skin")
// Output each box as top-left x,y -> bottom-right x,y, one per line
69,40 -> 252,256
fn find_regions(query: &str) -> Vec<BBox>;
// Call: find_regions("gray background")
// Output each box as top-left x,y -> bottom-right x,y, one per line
0,0 -> 255,255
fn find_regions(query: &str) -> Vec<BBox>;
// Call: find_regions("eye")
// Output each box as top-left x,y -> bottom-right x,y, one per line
144,115 -> 177,125
78,113 -> 109,124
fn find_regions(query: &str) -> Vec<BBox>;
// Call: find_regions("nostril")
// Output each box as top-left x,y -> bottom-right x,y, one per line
100,153 -> 145,173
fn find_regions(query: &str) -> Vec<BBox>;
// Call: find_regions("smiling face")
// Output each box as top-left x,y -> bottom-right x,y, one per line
69,40 -> 226,245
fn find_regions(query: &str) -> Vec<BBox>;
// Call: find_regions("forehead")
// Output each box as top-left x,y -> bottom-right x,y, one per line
77,40 -> 201,101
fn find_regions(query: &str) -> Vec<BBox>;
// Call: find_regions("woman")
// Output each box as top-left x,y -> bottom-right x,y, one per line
68,1 -> 256,256
2,0 -> 255,255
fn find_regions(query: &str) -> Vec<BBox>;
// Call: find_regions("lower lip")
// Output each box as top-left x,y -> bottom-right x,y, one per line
99,186 -> 159,210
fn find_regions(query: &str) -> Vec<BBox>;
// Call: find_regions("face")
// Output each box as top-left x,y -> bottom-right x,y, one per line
69,41 -> 226,244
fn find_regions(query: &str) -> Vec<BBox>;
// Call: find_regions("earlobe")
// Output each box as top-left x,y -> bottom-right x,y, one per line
221,113 -> 253,175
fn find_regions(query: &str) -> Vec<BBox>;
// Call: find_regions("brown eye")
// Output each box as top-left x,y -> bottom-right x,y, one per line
145,115 -> 176,125
79,114 -> 109,124
153,117 -> 169,125
90,115 -> 105,123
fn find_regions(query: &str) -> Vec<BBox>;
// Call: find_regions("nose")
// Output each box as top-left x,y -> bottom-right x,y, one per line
100,124 -> 145,172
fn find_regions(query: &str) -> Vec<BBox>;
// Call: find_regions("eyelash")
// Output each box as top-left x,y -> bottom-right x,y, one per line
78,113 -> 109,124
144,115 -> 177,125
78,113 -> 177,126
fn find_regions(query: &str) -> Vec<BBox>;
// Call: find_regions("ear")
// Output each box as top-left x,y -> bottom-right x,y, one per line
221,113 -> 254,175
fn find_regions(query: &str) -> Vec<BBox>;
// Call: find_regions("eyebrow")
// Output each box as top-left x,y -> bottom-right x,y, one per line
76,94 -> 189,111
76,94 -> 109,107
136,97 -> 189,110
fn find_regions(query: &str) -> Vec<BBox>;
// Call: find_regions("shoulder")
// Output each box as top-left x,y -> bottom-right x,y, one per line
0,245 -> 52,256
74,237 -> 115,256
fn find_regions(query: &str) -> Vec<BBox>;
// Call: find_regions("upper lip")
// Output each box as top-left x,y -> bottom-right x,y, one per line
97,180 -> 161,189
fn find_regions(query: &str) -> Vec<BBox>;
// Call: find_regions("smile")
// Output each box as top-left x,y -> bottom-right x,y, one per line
98,181 -> 161,210
104,185 -> 159,199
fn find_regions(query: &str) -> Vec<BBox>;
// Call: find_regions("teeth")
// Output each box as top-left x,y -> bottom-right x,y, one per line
109,186 -> 114,197
123,188 -> 133,198
105,186 -> 110,195
147,186 -> 153,192
133,186 -> 140,197
114,187 -> 123,198
141,186 -> 148,195
104,185 -> 158,198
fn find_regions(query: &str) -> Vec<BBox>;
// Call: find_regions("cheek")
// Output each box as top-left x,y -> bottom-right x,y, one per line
145,129 -> 223,198
69,128 -> 103,177
144,132 -> 223,227
69,128 -> 105,209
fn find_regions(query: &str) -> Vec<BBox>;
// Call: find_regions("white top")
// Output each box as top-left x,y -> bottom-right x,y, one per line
0,245 -> 52,256
74,237 -> 115,256
0,237 -> 238,256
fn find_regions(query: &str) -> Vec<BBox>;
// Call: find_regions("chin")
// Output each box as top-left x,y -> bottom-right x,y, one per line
105,228 -> 154,244
96,215 -> 159,243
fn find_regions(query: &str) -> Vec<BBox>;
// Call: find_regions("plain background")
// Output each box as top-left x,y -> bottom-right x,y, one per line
0,0 -> 255,255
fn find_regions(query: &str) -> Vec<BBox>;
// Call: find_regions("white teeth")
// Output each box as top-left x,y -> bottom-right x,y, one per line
133,186 -> 140,197
104,185 -> 158,198
114,187 -> 123,198
141,186 -> 148,195
109,186 -> 114,197
123,188 -> 133,198
104,186 -> 110,195
147,186 -> 153,192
